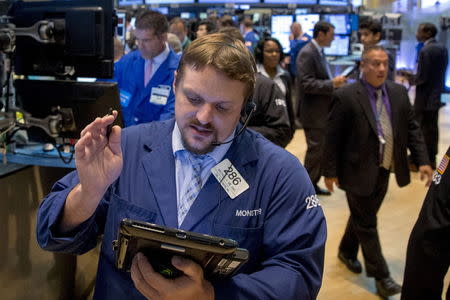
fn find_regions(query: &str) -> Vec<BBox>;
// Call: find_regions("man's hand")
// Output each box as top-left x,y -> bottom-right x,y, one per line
332,75 -> 347,89
324,177 -> 339,193
60,111 -> 122,232
75,110 -> 123,199
418,165 -> 433,187
131,253 -> 214,300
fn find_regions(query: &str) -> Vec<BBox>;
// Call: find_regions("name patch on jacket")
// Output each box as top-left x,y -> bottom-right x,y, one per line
150,85 -> 171,105
211,159 -> 249,199
235,208 -> 262,217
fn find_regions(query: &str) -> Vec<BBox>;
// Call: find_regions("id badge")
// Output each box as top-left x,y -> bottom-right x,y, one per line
119,89 -> 132,108
211,159 -> 249,199
150,85 -> 171,106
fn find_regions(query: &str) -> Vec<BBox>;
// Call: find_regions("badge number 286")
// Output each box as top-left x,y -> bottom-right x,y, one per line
211,159 -> 249,199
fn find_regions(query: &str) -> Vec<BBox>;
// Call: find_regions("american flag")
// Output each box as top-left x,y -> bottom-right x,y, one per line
437,154 -> 449,175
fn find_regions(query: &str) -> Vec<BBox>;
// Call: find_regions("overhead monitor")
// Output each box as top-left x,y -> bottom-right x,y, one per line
295,14 -> 320,37
150,7 -> 169,14
145,0 -> 193,4
198,0 -> 259,3
118,0 -> 143,6
199,12 -> 207,19
180,12 -> 196,19
322,14 -> 351,35
265,0 -> 316,4
319,0 -> 348,5
324,35 -> 350,56
271,15 -> 294,53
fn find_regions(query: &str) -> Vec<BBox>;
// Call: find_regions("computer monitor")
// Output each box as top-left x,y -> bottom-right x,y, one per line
296,14 -> 320,37
324,35 -> 350,56
145,0 -> 194,4
118,0 -> 143,6
15,79 -> 123,142
271,15 -> 294,53
198,0 -> 259,3
9,0 -> 114,79
265,0 -> 316,3
322,14 -> 351,35
150,7 -> 169,15
319,0 -> 348,5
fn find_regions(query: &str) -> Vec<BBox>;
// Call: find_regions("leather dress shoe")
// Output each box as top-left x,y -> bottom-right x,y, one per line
338,252 -> 362,273
315,185 -> 331,196
375,277 -> 402,298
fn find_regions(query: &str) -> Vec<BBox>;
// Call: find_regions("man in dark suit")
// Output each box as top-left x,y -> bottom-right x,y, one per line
406,23 -> 448,169
296,21 -> 347,195
323,45 -> 433,298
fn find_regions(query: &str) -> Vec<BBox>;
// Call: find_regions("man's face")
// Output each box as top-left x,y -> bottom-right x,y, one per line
135,28 -> 166,60
170,22 -> 187,44
291,23 -> 302,38
174,66 -> 246,155
359,28 -> 380,47
361,50 -> 389,88
416,25 -> 428,42
196,25 -> 208,38
318,27 -> 335,47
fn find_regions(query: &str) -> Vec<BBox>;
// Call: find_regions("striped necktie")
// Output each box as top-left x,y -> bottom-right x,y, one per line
177,152 -> 206,227
376,89 -> 393,170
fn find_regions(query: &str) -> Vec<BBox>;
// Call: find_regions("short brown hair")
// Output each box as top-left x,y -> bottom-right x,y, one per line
176,33 -> 256,102
135,10 -> 168,36
361,45 -> 387,61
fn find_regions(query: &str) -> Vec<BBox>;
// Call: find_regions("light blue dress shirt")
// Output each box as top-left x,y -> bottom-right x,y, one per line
172,122 -> 234,227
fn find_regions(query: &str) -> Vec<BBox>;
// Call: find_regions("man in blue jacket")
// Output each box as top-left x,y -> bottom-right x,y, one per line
37,33 -> 326,300
115,10 -> 180,126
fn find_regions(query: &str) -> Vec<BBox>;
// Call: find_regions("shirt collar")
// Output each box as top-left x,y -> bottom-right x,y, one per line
256,63 -> 285,79
311,39 -> 323,54
361,78 -> 386,95
146,43 -> 170,65
424,38 -> 434,45
172,121 -> 235,164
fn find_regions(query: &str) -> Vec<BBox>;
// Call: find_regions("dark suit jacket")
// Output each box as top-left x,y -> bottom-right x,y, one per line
413,38 -> 449,111
323,80 -> 430,196
296,42 -> 334,129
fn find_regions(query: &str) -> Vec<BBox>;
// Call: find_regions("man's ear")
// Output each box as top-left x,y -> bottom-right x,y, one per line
374,32 -> 382,42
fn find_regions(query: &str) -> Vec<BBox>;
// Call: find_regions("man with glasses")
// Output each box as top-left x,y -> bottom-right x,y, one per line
323,45 -> 433,298
115,10 -> 180,126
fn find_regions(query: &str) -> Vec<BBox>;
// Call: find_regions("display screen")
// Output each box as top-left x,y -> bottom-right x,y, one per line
198,0 -> 259,3
150,7 -> 168,14
295,14 -> 320,37
265,0 -> 316,4
145,0 -> 193,3
324,35 -> 350,56
319,0 -> 348,5
271,15 -> 294,53
118,0 -> 143,6
322,14 -> 351,34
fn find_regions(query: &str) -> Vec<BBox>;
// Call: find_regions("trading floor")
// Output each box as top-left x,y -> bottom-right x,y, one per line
1,104 -> 449,300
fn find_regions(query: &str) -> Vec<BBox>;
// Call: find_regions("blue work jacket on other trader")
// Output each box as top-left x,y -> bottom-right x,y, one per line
36,119 -> 327,300
114,49 -> 180,126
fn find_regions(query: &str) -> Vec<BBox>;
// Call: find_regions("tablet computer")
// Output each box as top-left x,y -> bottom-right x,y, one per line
113,218 -> 249,279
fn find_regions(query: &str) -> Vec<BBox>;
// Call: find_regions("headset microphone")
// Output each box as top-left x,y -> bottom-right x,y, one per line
211,101 -> 256,146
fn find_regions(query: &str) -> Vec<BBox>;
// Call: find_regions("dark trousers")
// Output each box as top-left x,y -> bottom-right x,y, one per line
303,127 -> 325,186
416,110 -> 439,167
339,168 -> 390,279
